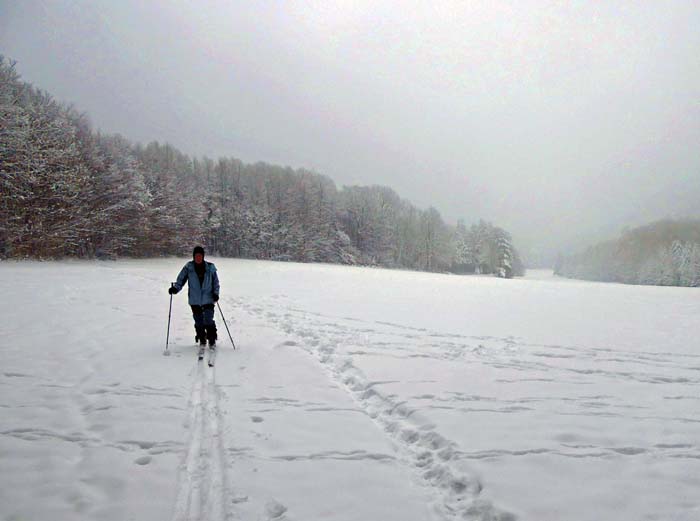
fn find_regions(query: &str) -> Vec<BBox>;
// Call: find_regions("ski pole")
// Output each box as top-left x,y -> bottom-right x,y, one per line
164,283 -> 174,356
216,301 -> 236,350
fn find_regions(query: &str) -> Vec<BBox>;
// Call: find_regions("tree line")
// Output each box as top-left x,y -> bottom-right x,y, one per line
555,219 -> 700,287
0,56 -> 524,277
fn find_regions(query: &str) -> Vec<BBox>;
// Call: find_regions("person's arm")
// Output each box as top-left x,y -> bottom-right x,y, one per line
172,264 -> 189,293
212,265 -> 220,301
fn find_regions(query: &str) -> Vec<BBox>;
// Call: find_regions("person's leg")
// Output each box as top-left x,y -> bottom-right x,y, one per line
203,304 -> 217,347
191,305 -> 206,346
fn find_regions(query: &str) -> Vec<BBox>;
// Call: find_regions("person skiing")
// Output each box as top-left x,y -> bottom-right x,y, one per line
168,246 -> 219,359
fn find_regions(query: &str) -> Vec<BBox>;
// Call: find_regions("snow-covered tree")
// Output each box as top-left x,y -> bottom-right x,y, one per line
0,56 -> 522,276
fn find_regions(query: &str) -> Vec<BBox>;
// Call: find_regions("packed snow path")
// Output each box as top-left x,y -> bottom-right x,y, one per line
1,259 -> 699,521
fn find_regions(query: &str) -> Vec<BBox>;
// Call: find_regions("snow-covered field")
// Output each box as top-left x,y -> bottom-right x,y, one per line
1,259 -> 699,521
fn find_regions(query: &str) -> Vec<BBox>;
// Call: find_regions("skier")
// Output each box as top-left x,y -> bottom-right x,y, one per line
168,246 -> 219,361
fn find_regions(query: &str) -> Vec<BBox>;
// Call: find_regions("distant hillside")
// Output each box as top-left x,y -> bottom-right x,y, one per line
555,219 -> 700,287
0,57 -> 523,277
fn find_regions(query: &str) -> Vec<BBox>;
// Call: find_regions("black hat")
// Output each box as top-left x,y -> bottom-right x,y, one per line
193,246 -> 205,258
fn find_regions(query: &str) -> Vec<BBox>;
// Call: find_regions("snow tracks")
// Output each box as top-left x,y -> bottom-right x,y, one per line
246,300 -> 515,521
172,362 -> 228,521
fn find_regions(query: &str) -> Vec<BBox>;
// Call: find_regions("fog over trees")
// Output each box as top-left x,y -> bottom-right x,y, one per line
1,57 -> 523,277
555,220 -> 700,287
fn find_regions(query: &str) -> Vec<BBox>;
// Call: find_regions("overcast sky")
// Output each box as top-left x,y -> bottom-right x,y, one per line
2,0 -> 699,262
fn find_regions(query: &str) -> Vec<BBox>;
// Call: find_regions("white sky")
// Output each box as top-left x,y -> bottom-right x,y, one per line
2,0 -> 699,262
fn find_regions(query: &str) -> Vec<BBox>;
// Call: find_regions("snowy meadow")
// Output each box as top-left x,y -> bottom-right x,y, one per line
1,259 -> 699,521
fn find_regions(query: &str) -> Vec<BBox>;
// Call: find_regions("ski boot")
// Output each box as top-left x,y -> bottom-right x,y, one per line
196,325 -> 206,360
206,324 -> 217,367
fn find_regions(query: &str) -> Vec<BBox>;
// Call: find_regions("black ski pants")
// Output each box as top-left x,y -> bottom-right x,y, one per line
191,304 -> 217,343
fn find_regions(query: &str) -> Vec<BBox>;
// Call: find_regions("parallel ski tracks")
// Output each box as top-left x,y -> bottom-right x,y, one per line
172,361 -> 228,521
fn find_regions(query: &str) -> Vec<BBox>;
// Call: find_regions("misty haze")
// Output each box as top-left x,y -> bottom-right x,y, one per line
1,2 -> 699,521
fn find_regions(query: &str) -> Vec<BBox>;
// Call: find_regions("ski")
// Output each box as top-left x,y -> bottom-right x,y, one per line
198,345 -> 205,361
208,349 -> 216,367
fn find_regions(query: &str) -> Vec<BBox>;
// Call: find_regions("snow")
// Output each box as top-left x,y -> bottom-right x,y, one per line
1,259 -> 699,521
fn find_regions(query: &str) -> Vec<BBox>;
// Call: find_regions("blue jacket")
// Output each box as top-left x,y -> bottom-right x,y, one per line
174,261 -> 220,306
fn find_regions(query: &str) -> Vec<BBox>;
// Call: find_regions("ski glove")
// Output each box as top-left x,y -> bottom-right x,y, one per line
168,287 -> 178,295
213,293 -> 219,302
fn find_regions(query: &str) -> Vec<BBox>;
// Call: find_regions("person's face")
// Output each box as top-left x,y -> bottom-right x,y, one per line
194,253 -> 204,264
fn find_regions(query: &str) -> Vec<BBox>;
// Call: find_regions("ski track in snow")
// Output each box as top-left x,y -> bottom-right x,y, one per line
237,298 -> 516,521
172,358 -> 228,521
